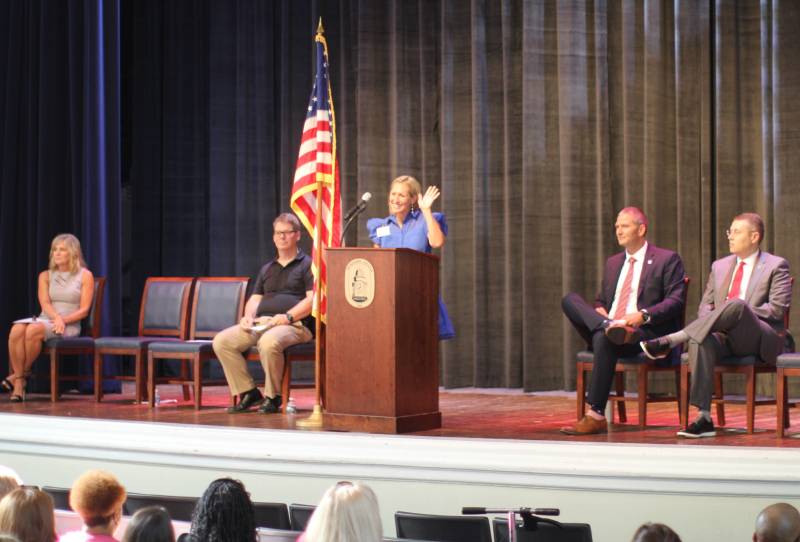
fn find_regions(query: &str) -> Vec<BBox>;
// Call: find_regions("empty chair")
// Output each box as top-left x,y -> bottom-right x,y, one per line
289,503 -> 316,531
147,277 -> 249,408
41,277 -> 106,401
41,486 -> 71,511
395,511 -> 492,542
253,501 -> 291,530
493,517 -> 593,542
124,492 -> 198,522
93,277 -> 194,403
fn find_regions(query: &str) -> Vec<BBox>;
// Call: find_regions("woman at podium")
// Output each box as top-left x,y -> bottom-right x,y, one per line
366,175 -> 455,340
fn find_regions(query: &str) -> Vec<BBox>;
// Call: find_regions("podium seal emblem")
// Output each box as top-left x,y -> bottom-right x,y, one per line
344,258 -> 375,308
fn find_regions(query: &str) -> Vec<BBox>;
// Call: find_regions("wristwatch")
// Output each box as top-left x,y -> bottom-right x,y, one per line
640,309 -> 651,323
286,313 -> 294,323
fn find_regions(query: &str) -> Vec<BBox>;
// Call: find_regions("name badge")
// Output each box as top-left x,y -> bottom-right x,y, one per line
376,225 -> 391,238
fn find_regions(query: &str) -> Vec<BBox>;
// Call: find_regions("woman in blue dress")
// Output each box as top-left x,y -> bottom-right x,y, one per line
366,175 -> 455,340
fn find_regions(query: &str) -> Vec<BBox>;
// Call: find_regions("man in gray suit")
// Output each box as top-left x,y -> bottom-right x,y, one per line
641,212 -> 792,438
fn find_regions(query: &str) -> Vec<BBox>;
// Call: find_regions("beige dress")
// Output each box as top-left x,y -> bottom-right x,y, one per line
38,268 -> 84,339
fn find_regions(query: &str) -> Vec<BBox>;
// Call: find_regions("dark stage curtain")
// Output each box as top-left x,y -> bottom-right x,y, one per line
0,0 -> 122,390
3,1 -> 799,394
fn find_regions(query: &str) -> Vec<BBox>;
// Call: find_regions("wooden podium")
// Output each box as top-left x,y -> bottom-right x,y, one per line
325,248 -> 442,433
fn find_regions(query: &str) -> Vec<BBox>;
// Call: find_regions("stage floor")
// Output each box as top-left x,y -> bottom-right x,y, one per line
2,384 -> 799,447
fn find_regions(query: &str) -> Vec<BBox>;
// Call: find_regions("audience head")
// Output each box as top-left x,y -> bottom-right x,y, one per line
303,481 -> 382,542
753,502 -> 800,542
190,478 -> 256,542
69,469 -> 127,531
49,233 -> 86,273
0,487 -> 57,542
0,466 -> 22,501
122,505 -> 175,542
615,207 -> 648,251
631,522 -> 682,542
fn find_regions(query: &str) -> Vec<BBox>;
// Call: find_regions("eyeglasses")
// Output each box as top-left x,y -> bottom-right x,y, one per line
725,228 -> 752,238
274,230 -> 298,238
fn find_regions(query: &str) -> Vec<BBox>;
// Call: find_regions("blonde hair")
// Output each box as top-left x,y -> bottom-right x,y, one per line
388,175 -> 422,213
48,233 -> 85,273
0,487 -> 57,542
69,469 -> 127,527
303,481 -> 382,542
0,467 -> 21,501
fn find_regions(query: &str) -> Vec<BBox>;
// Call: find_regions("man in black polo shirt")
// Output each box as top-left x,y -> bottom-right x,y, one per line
212,213 -> 314,414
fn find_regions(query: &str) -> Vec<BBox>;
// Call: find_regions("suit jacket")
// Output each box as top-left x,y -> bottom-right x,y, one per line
594,243 -> 687,337
697,251 -> 792,361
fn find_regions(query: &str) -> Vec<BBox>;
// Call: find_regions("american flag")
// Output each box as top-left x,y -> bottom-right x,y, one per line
290,22 -> 342,323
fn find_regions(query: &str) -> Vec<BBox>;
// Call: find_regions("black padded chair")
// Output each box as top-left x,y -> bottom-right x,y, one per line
575,276 -> 690,427
42,486 -> 71,511
147,277 -> 249,408
123,492 -> 198,521
776,352 -> 800,437
680,282 -> 793,434
245,340 -> 315,413
93,277 -> 194,403
395,511 -> 492,542
253,501 -> 291,530
41,277 -> 106,401
289,503 -> 316,531
493,517 -> 593,542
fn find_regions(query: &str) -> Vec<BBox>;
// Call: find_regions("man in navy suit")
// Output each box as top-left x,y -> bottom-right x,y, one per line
560,207 -> 687,435
641,212 -> 792,438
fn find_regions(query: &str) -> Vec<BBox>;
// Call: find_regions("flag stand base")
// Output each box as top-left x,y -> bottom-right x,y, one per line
296,404 -> 324,429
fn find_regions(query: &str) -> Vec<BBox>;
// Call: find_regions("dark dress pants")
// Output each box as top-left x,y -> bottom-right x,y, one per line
562,293 -> 656,412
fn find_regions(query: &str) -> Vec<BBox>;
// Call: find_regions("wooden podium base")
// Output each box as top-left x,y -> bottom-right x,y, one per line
324,411 -> 442,434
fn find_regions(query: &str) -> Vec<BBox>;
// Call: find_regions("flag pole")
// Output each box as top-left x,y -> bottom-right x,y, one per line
296,176 -> 325,429
296,18 -> 328,430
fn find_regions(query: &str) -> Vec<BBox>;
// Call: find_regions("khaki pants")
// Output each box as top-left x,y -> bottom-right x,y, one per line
212,322 -> 312,398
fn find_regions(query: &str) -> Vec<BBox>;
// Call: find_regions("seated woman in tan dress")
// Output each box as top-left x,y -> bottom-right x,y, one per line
4,233 -> 94,402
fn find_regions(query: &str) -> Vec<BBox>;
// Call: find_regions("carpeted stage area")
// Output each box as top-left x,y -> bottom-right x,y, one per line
2,384 -> 799,446
4,385 -> 800,541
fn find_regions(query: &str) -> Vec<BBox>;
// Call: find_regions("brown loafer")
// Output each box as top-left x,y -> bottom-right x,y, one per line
560,415 -> 608,435
605,324 -> 638,345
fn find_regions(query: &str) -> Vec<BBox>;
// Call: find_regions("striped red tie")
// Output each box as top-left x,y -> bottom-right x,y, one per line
726,261 -> 745,300
613,257 -> 636,320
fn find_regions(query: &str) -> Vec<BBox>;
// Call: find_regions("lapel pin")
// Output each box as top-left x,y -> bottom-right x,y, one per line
647,259 -> 653,265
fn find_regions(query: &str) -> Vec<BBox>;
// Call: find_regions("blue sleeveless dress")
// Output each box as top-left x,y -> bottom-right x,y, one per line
367,209 -> 455,340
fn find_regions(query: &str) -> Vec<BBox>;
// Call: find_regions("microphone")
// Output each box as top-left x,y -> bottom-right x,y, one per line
343,192 -> 372,222
461,507 -> 560,516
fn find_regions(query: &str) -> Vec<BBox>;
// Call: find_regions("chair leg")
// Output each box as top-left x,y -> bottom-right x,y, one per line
777,368 -> 786,438
674,368 -> 682,420
745,367 -> 756,434
637,365 -> 647,428
576,363 -> 586,421
50,350 -> 59,402
135,350 -> 144,404
615,372 -> 627,423
94,352 -> 103,402
714,373 -> 726,426
680,364 -> 690,428
193,354 -> 202,410
147,352 -> 156,408
180,359 -> 191,400
281,356 -> 292,413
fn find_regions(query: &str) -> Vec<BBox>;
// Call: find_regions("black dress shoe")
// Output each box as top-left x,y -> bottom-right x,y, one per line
227,388 -> 264,413
640,338 -> 672,360
259,395 -> 282,414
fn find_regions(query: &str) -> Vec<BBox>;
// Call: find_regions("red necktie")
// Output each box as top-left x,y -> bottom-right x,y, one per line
726,261 -> 746,300
613,257 -> 636,320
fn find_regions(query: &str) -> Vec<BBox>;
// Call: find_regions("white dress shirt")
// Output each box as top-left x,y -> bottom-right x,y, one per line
726,250 -> 759,300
